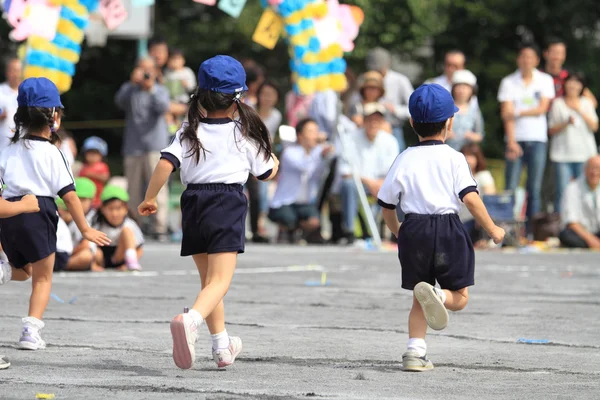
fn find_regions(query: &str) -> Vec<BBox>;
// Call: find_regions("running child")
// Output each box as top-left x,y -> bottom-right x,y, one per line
0,77 -> 110,350
92,185 -> 144,271
139,55 -> 279,370
377,83 -> 505,371
0,193 -> 39,369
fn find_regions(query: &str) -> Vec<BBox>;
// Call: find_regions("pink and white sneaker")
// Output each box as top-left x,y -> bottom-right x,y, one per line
212,336 -> 243,368
170,313 -> 199,369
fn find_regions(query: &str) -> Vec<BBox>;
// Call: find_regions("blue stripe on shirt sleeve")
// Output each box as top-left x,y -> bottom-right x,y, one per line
160,152 -> 180,171
377,199 -> 396,210
459,186 -> 479,202
256,169 -> 273,180
58,183 -> 75,198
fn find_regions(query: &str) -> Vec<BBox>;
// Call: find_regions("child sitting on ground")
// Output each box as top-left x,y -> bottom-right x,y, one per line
93,185 -> 144,271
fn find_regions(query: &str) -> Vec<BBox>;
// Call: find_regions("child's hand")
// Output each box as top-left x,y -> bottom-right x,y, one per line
83,228 -> 111,247
138,199 -> 158,216
20,194 -> 39,213
489,226 -> 505,244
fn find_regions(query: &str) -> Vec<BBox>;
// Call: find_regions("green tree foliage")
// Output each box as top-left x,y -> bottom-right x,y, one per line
0,0 -> 598,160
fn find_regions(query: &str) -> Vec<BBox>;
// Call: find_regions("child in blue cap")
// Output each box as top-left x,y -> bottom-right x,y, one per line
377,83 -> 505,371
139,55 -> 279,370
0,77 -> 110,350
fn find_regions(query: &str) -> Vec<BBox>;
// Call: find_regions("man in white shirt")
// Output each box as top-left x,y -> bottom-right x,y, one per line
559,155 -> 600,248
0,57 -> 22,150
498,43 -> 555,230
366,47 -> 413,151
339,103 -> 399,242
430,50 -> 466,92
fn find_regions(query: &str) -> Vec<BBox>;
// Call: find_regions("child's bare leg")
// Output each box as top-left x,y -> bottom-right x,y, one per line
66,248 -> 93,271
408,296 -> 428,339
194,254 -> 225,335
442,287 -> 469,311
28,254 -> 55,320
191,252 -> 236,319
112,227 -> 141,270
11,265 -> 32,281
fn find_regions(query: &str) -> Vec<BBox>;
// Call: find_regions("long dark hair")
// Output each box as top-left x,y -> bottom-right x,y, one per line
12,106 -> 63,144
182,88 -> 272,164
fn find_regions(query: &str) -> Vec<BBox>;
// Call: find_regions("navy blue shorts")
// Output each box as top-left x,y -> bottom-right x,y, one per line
398,213 -> 474,291
54,251 -> 70,272
0,197 -> 59,268
180,183 -> 247,256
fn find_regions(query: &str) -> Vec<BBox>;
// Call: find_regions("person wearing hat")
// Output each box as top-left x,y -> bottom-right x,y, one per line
92,185 -> 144,273
349,71 -> 390,132
115,57 -> 171,241
377,83 -> 505,371
446,69 -> 484,151
0,77 -> 110,351
53,198 -> 74,272
366,47 -> 414,151
79,136 -> 110,209
339,102 -> 399,243
138,55 -> 279,371
57,177 -> 103,272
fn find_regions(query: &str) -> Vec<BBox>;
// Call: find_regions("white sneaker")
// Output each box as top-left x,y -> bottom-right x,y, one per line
0,355 -> 10,369
414,282 -> 449,331
170,313 -> 199,369
0,261 -> 11,285
18,317 -> 46,350
212,336 -> 243,368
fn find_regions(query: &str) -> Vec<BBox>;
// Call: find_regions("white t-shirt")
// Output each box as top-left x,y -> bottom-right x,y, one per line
92,217 -> 144,248
497,69 -> 555,142
339,129 -> 399,180
378,141 -> 478,214
0,136 -> 75,198
548,97 -> 598,163
0,83 -> 18,150
429,74 -> 479,110
56,217 -> 74,254
270,144 -> 328,208
161,119 -> 275,185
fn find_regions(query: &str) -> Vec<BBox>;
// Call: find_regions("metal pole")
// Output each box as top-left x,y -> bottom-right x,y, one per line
332,99 -> 382,248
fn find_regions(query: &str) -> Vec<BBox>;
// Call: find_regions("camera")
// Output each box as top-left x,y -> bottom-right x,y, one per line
143,72 -> 151,80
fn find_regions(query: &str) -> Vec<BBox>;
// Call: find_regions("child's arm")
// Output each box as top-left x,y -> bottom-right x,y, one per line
0,194 -> 39,217
463,192 -> 505,244
62,191 -> 111,246
259,154 -> 279,181
138,159 -> 172,216
382,208 -> 401,236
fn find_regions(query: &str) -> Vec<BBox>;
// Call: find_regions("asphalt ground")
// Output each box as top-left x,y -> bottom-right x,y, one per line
1,244 -> 599,399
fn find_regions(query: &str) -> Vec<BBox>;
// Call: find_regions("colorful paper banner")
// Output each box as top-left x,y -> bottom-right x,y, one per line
217,0 -> 247,18
252,7 -> 283,50
99,0 -> 128,31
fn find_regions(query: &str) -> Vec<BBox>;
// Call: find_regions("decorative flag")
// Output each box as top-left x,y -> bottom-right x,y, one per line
252,7 -> 283,50
192,0 -> 216,5
217,0 -> 247,18
132,0 -> 154,7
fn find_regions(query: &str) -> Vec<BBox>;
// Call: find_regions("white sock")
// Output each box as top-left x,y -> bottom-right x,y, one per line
434,287 -> 447,304
407,338 -> 427,357
211,330 -> 230,350
22,316 -> 44,330
124,249 -> 138,264
187,309 -> 204,329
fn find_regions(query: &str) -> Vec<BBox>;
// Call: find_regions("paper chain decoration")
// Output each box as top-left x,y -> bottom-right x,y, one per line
257,0 -> 364,95
2,0 -> 100,93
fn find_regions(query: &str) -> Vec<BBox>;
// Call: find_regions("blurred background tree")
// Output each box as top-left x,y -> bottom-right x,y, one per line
0,0 -> 599,167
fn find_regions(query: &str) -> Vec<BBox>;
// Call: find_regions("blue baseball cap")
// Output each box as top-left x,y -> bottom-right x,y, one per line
409,83 -> 458,123
198,55 -> 248,95
17,77 -> 64,108
82,136 -> 108,157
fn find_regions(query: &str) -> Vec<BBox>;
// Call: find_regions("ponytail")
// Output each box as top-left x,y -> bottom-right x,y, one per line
181,88 -> 272,163
235,102 -> 271,161
12,106 -> 63,144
